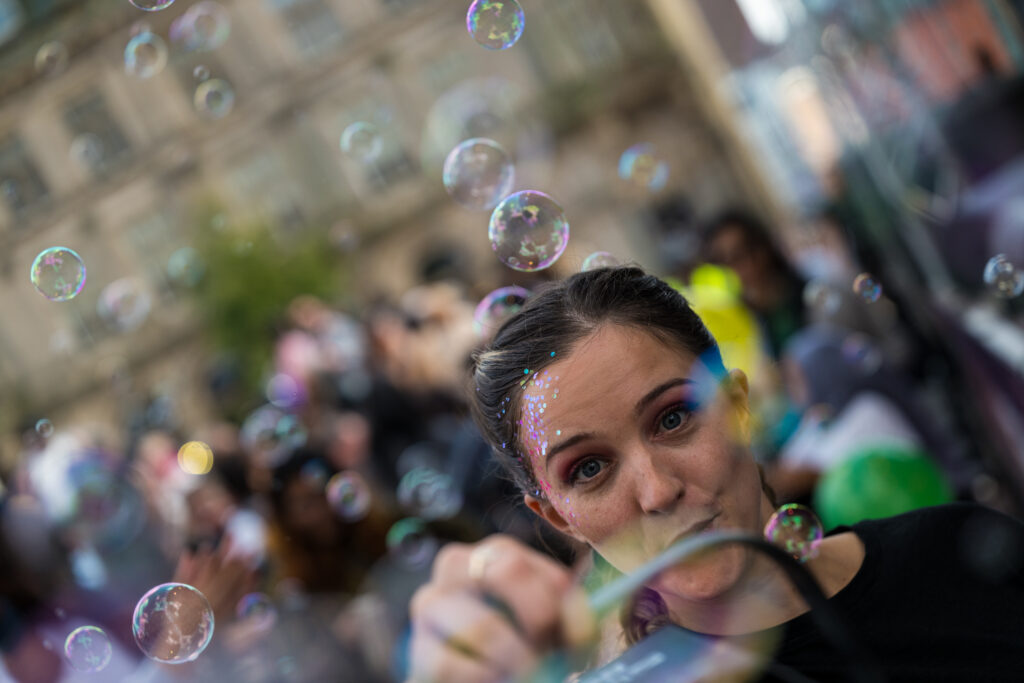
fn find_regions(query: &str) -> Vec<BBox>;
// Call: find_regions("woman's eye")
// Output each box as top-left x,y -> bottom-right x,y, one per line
660,409 -> 685,431
571,458 -> 604,483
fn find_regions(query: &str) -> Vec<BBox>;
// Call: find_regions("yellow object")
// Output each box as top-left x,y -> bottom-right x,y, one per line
667,264 -> 765,382
177,440 -> 214,475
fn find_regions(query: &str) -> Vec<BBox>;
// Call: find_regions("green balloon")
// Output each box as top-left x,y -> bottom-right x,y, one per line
814,447 -> 953,530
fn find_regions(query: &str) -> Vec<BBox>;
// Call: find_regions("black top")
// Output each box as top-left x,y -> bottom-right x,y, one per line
767,502 -> 1024,682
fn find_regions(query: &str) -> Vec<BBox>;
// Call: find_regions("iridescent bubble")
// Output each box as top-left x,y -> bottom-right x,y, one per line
194,78 -> 235,119
581,251 -> 621,272
36,418 -> 54,438
70,133 -> 104,170
466,0 -> 525,50
852,273 -> 882,303
240,405 -> 307,467
235,593 -> 277,634
442,138 -> 515,211
129,0 -> 175,10
193,65 -> 210,81
802,280 -> 841,316
172,2 -> 231,52
473,285 -> 529,339
124,32 -> 168,79
397,467 -> 462,521
266,373 -> 304,410
840,334 -> 882,376
177,441 -> 214,476
64,626 -> 112,673
97,277 -> 152,331
132,583 -> 214,664
386,518 -> 438,570
764,504 -> 824,563
326,471 -> 371,522
167,247 -> 204,287
31,247 -> 87,302
983,254 -> 1024,299
340,122 -> 382,161
35,42 -> 69,77
618,144 -> 669,192
488,190 -> 569,272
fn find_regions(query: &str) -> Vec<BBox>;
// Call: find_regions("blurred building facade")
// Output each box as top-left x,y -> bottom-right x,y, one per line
0,0 -> 764,462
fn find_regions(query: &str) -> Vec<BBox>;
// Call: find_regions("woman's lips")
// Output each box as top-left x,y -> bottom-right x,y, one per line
667,513 -> 720,550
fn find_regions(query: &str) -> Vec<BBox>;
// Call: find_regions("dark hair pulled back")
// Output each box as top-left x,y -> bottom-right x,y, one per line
470,266 -> 724,497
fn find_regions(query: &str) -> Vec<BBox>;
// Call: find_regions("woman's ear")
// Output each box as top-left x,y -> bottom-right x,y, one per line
524,494 -> 589,544
724,368 -> 751,442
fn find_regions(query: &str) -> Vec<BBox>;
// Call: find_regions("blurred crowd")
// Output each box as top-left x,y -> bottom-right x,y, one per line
0,198 -> 1012,682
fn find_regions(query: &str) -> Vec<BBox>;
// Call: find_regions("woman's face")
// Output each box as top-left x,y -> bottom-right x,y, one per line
519,324 -> 773,603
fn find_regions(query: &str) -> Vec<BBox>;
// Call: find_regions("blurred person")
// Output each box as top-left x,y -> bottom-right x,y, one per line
407,267 -> 1024,682
768,325 -> 961,504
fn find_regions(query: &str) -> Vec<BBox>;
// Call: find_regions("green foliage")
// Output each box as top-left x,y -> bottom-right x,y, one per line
190,213 -> 341,410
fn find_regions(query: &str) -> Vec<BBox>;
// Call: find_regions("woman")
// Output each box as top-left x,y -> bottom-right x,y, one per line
408,267 -> 1024,682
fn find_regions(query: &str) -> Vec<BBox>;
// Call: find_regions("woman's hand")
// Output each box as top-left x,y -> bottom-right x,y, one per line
407,535 -> 594,683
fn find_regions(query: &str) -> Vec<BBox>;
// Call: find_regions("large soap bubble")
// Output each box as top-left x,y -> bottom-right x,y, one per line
764,504 -> 824,563
443,138 -> 514,210
132,583 -> 214,664
488,190 -> 568,272
31,247 -> 86,302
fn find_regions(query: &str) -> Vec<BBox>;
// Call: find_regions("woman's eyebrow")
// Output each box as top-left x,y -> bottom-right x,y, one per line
545,433 -> 593,465
633,378 -> 693,417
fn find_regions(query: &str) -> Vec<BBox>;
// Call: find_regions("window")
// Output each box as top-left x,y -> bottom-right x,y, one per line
266,0 -> 343,58
0,134 -> 50,218
62,91 -> 133,176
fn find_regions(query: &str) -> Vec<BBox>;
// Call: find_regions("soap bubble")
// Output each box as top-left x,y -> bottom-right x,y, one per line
193,65 -> 210,81
466,0 -> 525,50
266,373 -> 304,410
397,467 -> 462,521
36,419 -> 54,438
124,32 -> 168,79
194,78 -> 235,119
132,583 -> 214,664
31,247 -> 87,302
171,2 -> 231,52
852,273 -> 882,303
764,504 -> 824,563
177,441 -> 214,475
326,471 -> 371,522
35,42 -> 69,77
236,593 -> 277,634
340,122 -> 382,161
803,280 -> 841,316
64,626 -> 112,673
130,0 -> 175,10
387,518 -> 438,570
581,251 -> 621,272
618,144 -> 669,192
167,247 -> 204,287
97,277 -> 152,331
489,190 -> 569,272
473,286 -> 529,339
240,405 -> 307,467
442,138 -> 515,210
983,254 -> 1024,299
70,133 -> 104,170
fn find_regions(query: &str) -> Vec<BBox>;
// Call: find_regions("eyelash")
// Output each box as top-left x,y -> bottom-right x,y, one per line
564,402 -> 697,485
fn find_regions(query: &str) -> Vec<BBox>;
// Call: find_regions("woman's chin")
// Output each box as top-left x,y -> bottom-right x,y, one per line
653,549 -> 745,603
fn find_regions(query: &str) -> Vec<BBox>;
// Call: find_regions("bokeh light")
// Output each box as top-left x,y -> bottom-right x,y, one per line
618,143 -> 669,192
34,42 -> 68,77
30,247 -> 87,302
488,190 -> 569,271
97,277 -> 152,332
194,78 -> 235,119
35,418 -> 54,438
326,471 -> 372,522
132,583 -> 214,664
386,518 -> 438,570
177,441 -> 214,475
852,272 -> 882,303
171,2 -> 231,52
235,593 -> 277,634
983,254 -> 1024,299
442,138 -> 515,210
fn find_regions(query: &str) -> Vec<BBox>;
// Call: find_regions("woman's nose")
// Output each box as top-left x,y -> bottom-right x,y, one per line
634,456 -> 685,514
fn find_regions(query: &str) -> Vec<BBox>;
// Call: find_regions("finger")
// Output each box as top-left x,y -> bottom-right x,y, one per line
409,623 -> 508,683
416,590 -> 538,677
